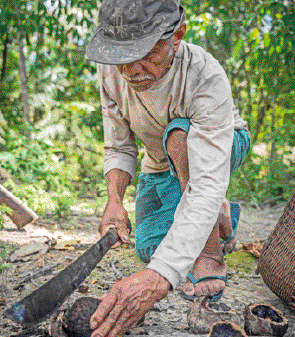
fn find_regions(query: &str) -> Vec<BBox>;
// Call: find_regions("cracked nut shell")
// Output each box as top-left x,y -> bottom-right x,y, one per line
244,303 -> 288,337
208,321 -> 248,337
187,296 -> 244,334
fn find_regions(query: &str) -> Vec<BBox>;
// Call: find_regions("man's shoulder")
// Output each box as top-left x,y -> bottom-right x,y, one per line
180,40 -> 207,55
98,64 -> 120,80
177,41 -> 218,73
180,41 -> 227,80
97,63 -> 124,98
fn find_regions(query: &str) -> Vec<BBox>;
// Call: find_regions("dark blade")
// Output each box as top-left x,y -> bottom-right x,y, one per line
3,228 -> 119,326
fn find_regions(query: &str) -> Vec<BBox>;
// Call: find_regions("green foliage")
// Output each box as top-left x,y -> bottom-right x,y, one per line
226,251 -> 258,273
183,0 -> 295,202
0,0 -> 294,208
0,243 -> 12,272
0,129 -> 65,189
0,112 -> 7,145
3,179 -> 74,217
0,204 -> 12,229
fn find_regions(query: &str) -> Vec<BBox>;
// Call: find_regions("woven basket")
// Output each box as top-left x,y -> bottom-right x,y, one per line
257,189 -> 295,309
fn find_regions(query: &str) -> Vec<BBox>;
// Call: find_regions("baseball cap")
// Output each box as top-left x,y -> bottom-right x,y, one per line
86,0 -> 186,65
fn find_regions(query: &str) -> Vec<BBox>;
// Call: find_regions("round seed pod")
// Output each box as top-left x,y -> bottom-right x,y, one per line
208,321 -> 248,337
63,297 -> 101,337
244,303 -> 288,337
187,296 -> 244,334
62,296 -> 145,336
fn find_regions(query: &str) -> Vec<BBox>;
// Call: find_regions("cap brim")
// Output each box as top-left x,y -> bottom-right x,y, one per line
86,28 -> 164,65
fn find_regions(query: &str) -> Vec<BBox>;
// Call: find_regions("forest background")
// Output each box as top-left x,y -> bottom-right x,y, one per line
0,0 -> 294,218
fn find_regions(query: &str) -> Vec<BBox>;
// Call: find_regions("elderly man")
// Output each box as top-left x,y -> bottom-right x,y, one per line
86,0 -> 250,336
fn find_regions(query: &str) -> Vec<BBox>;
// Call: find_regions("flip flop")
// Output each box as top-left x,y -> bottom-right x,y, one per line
180,273 -> 227,302
221,202 -> 241,255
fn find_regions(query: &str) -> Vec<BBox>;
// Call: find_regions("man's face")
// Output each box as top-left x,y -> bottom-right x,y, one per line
116,38 -> 174,92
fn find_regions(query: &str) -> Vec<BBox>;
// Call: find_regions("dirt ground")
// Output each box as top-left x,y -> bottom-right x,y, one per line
0,201 -> 295,337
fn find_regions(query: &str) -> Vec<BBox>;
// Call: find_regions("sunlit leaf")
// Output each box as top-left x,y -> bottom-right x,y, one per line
264,33 -> 271,47
232,38 -> 243,59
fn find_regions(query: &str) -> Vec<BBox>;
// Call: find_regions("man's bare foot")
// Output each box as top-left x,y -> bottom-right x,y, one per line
218,199 -> 236,254
182,252 -> 227,298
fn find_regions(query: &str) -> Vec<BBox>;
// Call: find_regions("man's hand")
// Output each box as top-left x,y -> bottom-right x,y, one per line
99,199 -> 131,248
100,169 -> 132,248
90,269 -> 170,337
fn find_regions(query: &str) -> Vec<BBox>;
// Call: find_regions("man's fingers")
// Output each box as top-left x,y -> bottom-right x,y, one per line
98,292 -> 108,301
90,291 -> 117,329
91,299 -> 125,337
107,310 -> 134,337
100,221 -> 131,245
117,227 -> 131,244
111,241 -> 122,249
99,223 -> 116,238
109,311 -> 142,337
100,225 -> 124,248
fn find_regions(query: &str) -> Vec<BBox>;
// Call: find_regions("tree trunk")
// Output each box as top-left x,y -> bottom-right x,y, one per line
251,98 -> 269,146
268,96 -> 276,180
240,94 -> 269,167
35,30 -> 44,64
1,32 -> 9,83
17,29 -> 31,124
246,77 -> 252,130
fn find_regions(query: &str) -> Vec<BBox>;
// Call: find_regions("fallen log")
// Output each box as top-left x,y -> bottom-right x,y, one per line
0,184 -> 38,229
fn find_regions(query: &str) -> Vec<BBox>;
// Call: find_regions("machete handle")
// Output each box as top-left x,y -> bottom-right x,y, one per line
108,218 -> 132,243
127,218 -> 132,234
3,218 -> 133,327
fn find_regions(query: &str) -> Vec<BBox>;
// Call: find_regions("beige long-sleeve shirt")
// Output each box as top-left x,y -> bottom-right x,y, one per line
98,41 -> 248,290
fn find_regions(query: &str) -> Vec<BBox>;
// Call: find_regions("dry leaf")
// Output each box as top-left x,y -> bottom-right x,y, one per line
78,285 -> 89,293
242,241 -> 264,258
98,282 -> 109,290
53,239 -> 81,250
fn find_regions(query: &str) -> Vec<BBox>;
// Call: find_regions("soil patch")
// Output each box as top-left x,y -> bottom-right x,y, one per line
0,204 -> 294,336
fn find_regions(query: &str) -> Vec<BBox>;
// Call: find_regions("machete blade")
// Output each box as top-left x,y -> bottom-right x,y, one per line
3,226 -> 124,326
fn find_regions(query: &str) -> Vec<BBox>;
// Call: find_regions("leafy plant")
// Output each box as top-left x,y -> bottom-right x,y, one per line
3,180 -> 75,217
0,0 -> 294,209
0,243 -> 12,272
0,203 -> 12,229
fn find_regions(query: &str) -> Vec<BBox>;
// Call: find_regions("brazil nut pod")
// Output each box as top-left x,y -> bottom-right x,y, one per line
244,303 -> 288,337
63,297 -> 101,337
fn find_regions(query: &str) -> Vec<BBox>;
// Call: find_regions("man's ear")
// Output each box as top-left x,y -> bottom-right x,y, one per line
173,23 -> 187,53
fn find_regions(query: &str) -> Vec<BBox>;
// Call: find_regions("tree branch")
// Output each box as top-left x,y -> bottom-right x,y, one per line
0,32 -> 9,83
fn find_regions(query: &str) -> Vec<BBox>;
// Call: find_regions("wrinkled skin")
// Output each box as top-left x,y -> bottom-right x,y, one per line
99,197 -> 131,249
90,269 -> 170,337
116,24 -> 186,92
99,169 -> 132,249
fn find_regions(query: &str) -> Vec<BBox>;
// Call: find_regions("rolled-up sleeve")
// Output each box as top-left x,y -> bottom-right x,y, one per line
147,69 -> 235,290
100,81 -> 139,183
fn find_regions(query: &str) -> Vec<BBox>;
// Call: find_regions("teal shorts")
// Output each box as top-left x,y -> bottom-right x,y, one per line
135,118 -> 250,263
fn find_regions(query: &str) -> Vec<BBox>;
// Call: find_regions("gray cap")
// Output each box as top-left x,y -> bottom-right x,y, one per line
86,0 -> 186,65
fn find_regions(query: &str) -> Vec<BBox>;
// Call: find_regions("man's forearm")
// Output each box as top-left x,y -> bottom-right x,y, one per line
105,169 -> 132,203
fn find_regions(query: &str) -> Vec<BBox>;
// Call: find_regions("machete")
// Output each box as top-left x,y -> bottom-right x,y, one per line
3,220 -> 131,326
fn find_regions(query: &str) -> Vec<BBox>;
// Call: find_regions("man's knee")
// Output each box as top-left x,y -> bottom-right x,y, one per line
166,128 -> 188,159
135,244 -> 158,263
